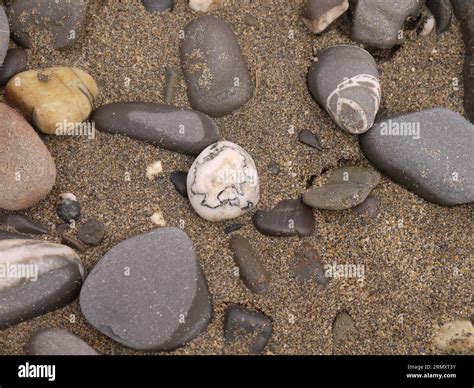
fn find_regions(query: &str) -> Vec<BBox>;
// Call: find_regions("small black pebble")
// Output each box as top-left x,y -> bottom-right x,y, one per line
142,0 -> 173,12
170,171 -> 188,198
298,129 -> 323,151
77,218 -> 105,246
224,223 -> 244,234
267,161 -> 280,176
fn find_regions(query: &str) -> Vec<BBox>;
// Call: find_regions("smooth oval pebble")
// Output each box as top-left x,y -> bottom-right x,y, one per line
304,166 -> 380,210
360,108 -> 474,206
0,48 -> 27,86
308,45 -> 381,134
80,227 -> 212,351
28,328 -> 99,355
351,0 -> 424,48
180,15 -> 253,117
0,103 -> 56,211
92,103 -> 220,155
229,234 -> 270,294
332,311 -> 357,345
0,214 -> 49,235
57,199 -> 81,222
6,0 -> 88,49
0,239 -> 84,329
142,0 -> 174,12
252,198 -> 315,237
5,67 -> 98,135
224,305 -> 272,355
302,0 -> 349,34
0,6 -> 9,66
187,141 -> 259,221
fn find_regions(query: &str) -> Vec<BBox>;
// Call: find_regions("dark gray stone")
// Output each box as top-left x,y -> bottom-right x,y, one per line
298,128 -> 323,151
80,227 -> 212,351
360,108 -> 474,206
0,48 -> 26,86
61,235 -> 87,253
0,239 -> 84,329
170,171 -> 188,198
229,234 -> 270,294
252,198 -> 315,237
426,0 -> 452,33
267,161 -> 280,176
57,199 -> 81,222
0,6 -> 9,67
77,218 -> 105,246
0,214 -> 48,234
92,103 -> 220,155
180,15 -> 253,117
224,223 -> 243,234
28,328 -> 99,355
224,304 -> 273,354
308,45 -> 381,134
142,0 -> 173,12
451,0 -> 472,18
6,0 -> 88,49
304,167 -> 380,210
292,244 -> 327,284
352,0 -> 425,48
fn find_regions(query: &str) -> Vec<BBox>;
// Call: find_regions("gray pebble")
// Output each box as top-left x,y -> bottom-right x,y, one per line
92,103 -> 221,155
77,218 -> 105,246
0,214 -> 48,235
180,15 -> 253,117
28,328 -> 99,355
360,108 -> 474,206
0,48 -> 27,86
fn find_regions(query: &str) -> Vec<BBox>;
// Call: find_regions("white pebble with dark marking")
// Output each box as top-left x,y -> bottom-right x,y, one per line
187,141 -> 259,221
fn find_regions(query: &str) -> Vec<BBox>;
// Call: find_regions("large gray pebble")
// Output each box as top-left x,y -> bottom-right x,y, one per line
28,328 -> 98,355
80,227 -> 212,351
360,108 -> 474,206
6,0 -> 88,49
92,103 -> 221,155
0,6 -> 9,67
0,239 -> 84,329
180,15 -> 253,117
308,45 -> 381,134
351,0 -> 424,49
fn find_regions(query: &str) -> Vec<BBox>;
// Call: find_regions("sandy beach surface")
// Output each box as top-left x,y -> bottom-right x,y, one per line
0,0 -> 472,355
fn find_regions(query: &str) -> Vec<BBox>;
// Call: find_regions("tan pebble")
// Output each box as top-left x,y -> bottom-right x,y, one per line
5,67 -> 98,135
434,319 -> 474,353
146,161 -> 163,180
150,210 -> 167,226
189,0 -> 220,12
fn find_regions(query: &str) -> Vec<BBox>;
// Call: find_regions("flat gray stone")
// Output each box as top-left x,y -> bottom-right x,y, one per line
304,166 -> 381,210
351,0 -> 425,48
28,328 -> 99,355
6,0 -> 88,49
252,198 -> 315,237
360,108 -> 474,206
92,103 -> 220,155
308,45 -> 381,134
0,239 -> 84,329
80,227 -> 212,351
180,15 -> 253,117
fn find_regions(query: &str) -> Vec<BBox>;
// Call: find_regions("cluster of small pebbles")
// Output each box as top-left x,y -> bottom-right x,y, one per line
0,0 -> 472,356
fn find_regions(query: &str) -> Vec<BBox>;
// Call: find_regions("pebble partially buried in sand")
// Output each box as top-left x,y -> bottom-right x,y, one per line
180,15 -> 253,117
307,45 -> 381,134
187,141 -> 259,221
5,66 -> 98,135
